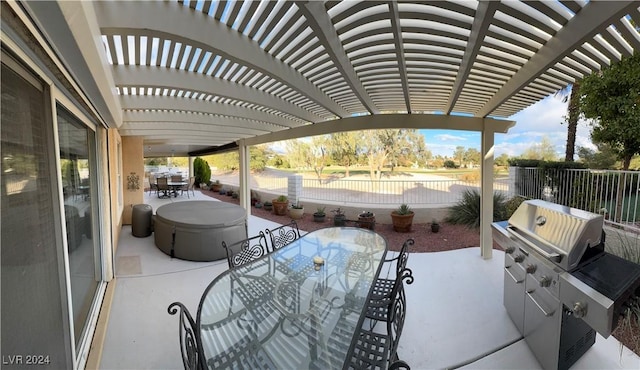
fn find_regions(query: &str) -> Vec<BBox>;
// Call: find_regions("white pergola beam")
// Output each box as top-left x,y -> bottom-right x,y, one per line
446,0 -> 499,114
111,65 -> 317,123
389,1 -> 411,113
120,96 -> 301,129
121,111 -> 273,134
243,113 -> 515,146
297,1 -> 380,115
477,1 -> 637,117
95,1 -> 349,118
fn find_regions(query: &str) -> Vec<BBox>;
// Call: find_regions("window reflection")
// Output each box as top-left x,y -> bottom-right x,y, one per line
57,105 -> 99,348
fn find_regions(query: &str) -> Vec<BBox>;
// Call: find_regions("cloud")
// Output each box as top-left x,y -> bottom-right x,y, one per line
433,134 -> 468,141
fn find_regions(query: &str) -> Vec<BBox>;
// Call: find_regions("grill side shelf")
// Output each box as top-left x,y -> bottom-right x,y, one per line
559,272 -> 614,338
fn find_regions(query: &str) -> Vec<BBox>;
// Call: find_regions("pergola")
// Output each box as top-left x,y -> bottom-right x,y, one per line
21,0 -> 640,257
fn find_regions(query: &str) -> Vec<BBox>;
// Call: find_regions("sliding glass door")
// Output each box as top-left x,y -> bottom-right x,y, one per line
57,105 -> 101,350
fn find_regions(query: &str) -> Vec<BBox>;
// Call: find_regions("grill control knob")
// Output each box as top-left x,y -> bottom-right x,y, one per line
514,254 -> 525,263
572,302 -> 588,318
539,276 -> 552,287
505,246 -> 515,254
526,264 -> 537,274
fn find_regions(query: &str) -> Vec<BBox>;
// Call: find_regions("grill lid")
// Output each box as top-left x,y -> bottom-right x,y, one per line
507,199 -> 604,271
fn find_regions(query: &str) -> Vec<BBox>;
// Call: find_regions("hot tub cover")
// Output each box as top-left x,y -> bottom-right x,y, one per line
155,201 -> 245,229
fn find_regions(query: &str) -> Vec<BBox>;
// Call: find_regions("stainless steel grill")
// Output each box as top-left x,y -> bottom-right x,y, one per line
492,199 -> 640,370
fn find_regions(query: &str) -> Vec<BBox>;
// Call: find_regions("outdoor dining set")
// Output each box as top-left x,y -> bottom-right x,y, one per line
148,174 -> 196,199
168,220 -> 415,369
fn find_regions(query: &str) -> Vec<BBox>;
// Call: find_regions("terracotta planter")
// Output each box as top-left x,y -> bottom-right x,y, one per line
289,207 -> 304,220
211,183 -> 222,192
272,200 -> 289,216
391,212 -> 414,232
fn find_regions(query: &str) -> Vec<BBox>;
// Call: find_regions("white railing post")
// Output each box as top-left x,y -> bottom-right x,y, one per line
288,175 -> 302,205
508,166 -> 516,197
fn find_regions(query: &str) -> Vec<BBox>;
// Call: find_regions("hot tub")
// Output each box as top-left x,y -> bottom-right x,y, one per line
154,201 -> 247,262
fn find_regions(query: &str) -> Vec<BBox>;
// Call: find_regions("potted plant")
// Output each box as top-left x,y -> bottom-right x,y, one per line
251,191 -> 260,206
289,203 -> 304,220
357,211 -> 376,230
332,207 -> 346,226
313,207 -> 326,222
263,201 -> 273,211
254,201 -> 263,209
210,180 -> 222,192
226,188 -> 234,197
218,188 -> 226,195
431,219 -> 440,233
231,191 -> 239,199
391,203 -> 414,232
272,195 -> 289,216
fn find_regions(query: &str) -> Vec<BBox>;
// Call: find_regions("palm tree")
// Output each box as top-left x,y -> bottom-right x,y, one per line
555,81 -> 581,162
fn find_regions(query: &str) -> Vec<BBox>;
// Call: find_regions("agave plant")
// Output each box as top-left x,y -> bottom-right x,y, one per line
395,203 -> 413,215
445,189 -> 508,229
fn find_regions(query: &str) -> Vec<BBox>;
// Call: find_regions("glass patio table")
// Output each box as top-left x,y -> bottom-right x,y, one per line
196,227 -> 388,369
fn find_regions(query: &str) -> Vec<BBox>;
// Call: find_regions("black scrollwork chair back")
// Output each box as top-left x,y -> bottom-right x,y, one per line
222,231 -> 269,269
350,270 -> 411,369
372,238 -> 414,300
167,302 -> 202,370
265,220 -> 301,253
364,239 -> 414,328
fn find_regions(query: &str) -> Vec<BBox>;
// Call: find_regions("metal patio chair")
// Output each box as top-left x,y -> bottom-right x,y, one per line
265,220 -> 301,253
350,270 -> 410,369
222,231 -> 270,269
167,302 -> 202,370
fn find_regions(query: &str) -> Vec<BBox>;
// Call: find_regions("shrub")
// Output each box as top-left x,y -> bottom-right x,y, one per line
445,189 -> 507,229
504,196 -> 526,219
460,170 -> 480,183
443,160 -> 458,169
193,157 -> 211,187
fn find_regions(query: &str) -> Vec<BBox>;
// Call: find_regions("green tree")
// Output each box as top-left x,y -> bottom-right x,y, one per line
193,157 -> 211,186
463,148 -> 481,167
577,143 -> 618,169
580,52 -> 640,171
453,146 -> 465,167
495,153 -> 510,167
521,136 -> 558,161
249,145 -> 269,171
329,132 -> 359,176
361,131 -> 389,181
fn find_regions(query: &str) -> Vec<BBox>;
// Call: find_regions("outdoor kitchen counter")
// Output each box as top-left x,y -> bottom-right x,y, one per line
154,201 -> 247,261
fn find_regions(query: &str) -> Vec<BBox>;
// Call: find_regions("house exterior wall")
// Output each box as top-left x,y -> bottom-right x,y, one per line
1,2 -> 119,368
121,136 -> 144,225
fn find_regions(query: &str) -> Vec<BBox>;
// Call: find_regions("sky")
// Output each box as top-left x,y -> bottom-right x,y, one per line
420,95 -> 595,158
421,94 -> 596,158
271,93 -> 596,159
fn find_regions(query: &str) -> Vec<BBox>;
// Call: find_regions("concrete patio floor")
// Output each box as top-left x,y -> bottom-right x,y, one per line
98,190 -> 640,369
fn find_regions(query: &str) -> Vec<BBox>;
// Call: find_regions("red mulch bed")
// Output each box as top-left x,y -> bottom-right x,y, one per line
199,190 -> 501,253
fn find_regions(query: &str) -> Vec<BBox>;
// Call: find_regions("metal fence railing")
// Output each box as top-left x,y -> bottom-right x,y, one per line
214,167 -> 639,232
299,178 -> 478,206
512,167 -> 640,231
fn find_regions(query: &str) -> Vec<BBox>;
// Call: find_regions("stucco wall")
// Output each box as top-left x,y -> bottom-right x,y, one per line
121,136 -> 144,225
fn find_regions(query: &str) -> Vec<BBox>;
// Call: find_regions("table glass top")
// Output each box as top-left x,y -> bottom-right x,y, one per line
197,227 -> 387,369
